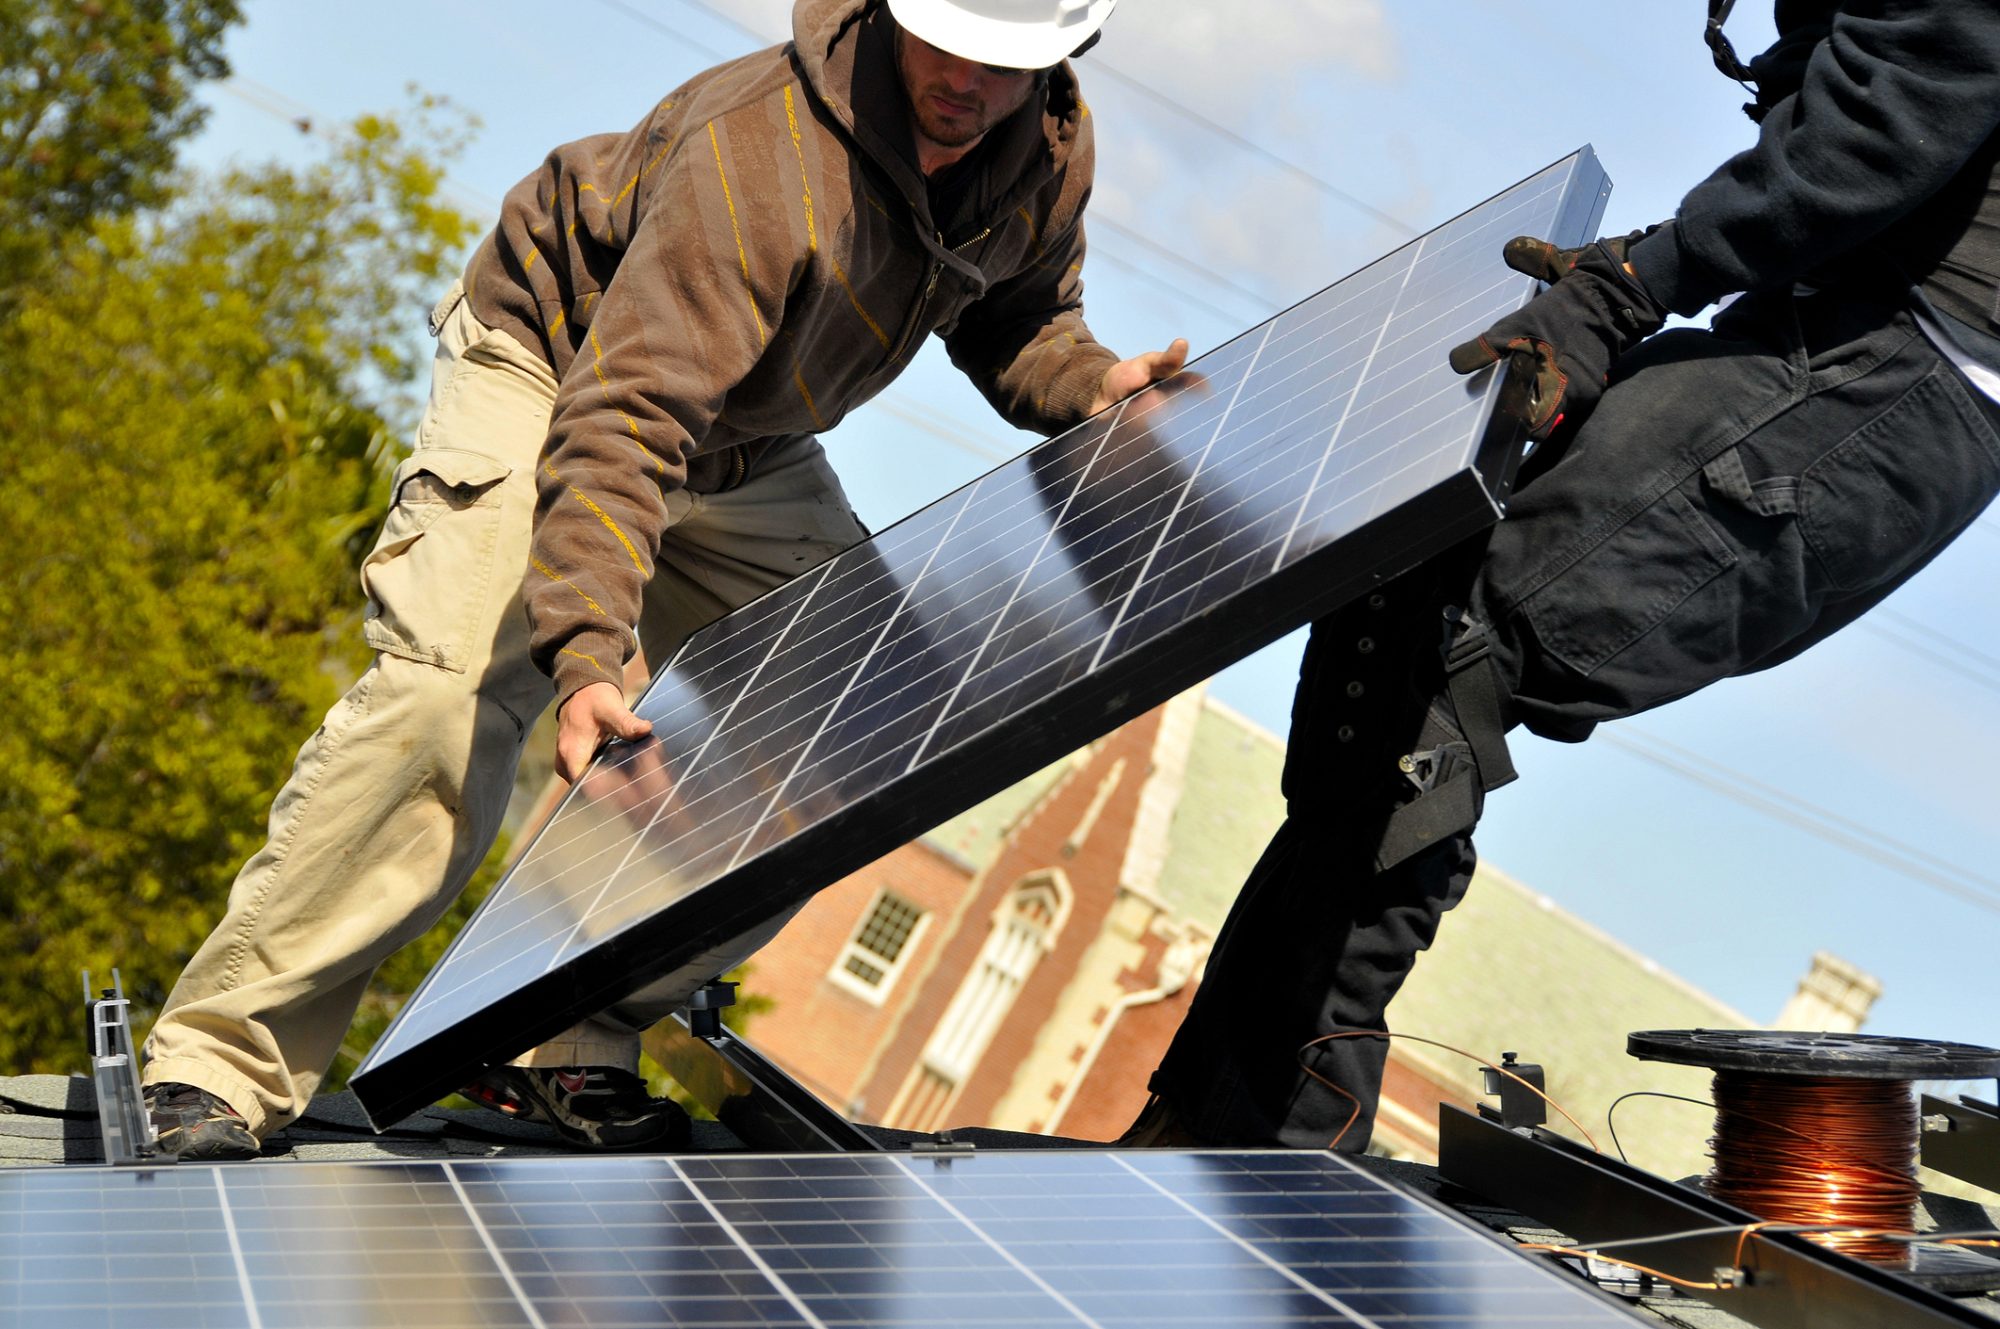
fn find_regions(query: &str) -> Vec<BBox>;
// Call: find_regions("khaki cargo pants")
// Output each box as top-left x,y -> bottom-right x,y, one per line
142,284 -> 866,1137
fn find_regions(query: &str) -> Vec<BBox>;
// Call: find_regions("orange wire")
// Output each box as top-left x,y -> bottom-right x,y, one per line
1516,1243 -> 1734,1291
1295,1029 -> 1600,1152
1519,1220 -> 2000,1290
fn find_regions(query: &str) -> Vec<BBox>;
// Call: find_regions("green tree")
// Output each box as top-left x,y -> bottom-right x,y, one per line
0,0 -> 240,291
0,108 -> 479,1072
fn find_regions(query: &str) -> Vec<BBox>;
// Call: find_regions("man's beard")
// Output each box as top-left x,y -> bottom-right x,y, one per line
910,88 -> 1004,148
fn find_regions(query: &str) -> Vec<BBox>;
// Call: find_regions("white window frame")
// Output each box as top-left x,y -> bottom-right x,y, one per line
827,887 -> 929,1005
917,871 -> 1071,1086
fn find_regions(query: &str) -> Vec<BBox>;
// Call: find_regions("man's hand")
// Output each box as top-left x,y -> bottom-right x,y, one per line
1090,338 -> 1190,416
555,679 -> 654,783
1447,229 -> 1666,441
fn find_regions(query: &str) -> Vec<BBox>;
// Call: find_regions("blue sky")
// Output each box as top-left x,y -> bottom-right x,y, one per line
184,1 -> 1998,1065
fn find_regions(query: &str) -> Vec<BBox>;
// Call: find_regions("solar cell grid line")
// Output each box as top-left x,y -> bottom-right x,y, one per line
883,1157 -> 1106,1328
662,1158 -> 830,1328
218,1165 -> 539,1329
551,555 -> 845,966
442,1164 -> 550,1329
672,1152 -> 1326,1326
0,1166 -> 252,1329
1,1150 -> 1654,1326
445,1157 -> 814,1327
1102,1156 -> 1388,1329
1112,1153 -> 1645,1325
211,1167 -> 265,1329
352,149 -> 1611,1126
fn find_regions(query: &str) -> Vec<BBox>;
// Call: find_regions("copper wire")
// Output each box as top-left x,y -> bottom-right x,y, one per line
1706,1071 -> 1920,1264
1296,1029 -> 1600,1153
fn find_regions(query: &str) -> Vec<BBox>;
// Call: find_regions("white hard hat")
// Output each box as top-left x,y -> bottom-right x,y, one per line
885,0 -> 1117,71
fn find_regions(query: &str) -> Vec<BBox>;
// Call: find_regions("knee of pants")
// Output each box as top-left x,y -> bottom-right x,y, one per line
348,654 -> 538,802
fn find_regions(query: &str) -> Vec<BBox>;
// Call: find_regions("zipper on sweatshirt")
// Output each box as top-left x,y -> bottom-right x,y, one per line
887,248 -> 944,367
884,226 -> 992,369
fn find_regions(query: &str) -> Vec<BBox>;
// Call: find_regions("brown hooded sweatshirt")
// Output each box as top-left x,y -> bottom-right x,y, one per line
461,0 -> 1122,707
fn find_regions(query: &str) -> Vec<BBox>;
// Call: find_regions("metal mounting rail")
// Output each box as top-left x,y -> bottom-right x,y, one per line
643,1013 -> 880,1153
1922,1094 -> 2000,1196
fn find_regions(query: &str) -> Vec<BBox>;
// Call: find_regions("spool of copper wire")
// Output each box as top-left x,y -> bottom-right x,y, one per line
1707,1069 -> 1918,1263
1628,1030 -> 2000,1268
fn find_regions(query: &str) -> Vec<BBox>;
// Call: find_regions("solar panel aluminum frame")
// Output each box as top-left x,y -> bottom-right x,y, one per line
351,149 -> 1612,1130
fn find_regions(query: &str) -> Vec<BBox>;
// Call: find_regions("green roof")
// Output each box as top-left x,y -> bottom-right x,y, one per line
910,696 -> 1754,1179
1394,863 -> 1753,1178
919,757 -> 1073,868
1155,699 -> 1288,930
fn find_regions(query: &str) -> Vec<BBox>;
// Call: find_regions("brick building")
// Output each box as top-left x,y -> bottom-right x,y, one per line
744,687 -> 1241,1139
732,685 -> 1874,1177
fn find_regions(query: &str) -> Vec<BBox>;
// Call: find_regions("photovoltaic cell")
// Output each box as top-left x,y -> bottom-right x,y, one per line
0,1150 -> 1643,1327
351,151 -> 1611,1125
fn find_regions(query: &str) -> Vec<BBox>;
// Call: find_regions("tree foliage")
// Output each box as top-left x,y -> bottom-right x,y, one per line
0,0 -> 240,291
0,107 -> 481,1072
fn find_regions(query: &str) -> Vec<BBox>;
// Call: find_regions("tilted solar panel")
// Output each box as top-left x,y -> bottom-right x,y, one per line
0,1150 -> 1644,1326
350,151 -> 1611,1127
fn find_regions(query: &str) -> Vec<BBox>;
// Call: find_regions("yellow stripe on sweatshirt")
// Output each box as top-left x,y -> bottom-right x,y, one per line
784,85 -> 818,255
532,556 -> 605,616
708,120 -> 768,346
545,458 -> 647,575
586,324 -> 663,474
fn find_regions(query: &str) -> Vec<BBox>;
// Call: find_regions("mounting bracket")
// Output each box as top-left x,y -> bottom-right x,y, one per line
83,971 -> 167,1166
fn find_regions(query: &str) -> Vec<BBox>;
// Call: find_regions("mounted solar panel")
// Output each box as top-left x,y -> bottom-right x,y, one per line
351,150 -> 1612,1127
0,1149 -> 1646,1326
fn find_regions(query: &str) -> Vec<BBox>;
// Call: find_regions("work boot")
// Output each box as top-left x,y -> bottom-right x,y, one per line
144,1082 -> 260,1161
462,1066 -> 691,1151
1114,1094 -> 1212,1148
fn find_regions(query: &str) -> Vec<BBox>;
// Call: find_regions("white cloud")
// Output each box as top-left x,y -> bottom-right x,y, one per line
1096,0 -> 1399,122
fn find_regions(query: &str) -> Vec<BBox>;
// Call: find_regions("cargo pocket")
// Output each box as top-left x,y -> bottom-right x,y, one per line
1523,487 -> 1737,678
1796,366 -> 2000,592
360,447 -> 514,671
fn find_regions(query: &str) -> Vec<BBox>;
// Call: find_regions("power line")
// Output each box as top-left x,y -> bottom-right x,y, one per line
1085,246 -> 1261,326
572,0 -> 1284,327
866,394 -> 1016,464
594,0 -> 734,63
1602,725 -> 2000,918
663,0 -> 1419,236
1859,608 -> 2000,700
219,76 -> 506,217
1081,62 -> 1419,236
1088,212 -> 1276,314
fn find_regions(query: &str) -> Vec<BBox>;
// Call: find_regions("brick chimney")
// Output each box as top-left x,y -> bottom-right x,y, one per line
1775,952 -> 1882,1033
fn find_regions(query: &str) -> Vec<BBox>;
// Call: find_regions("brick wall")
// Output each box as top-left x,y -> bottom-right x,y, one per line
745,838 -> 974,1110
859,708 -> 1167,1126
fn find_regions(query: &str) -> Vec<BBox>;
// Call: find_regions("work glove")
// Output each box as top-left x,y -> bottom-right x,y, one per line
1447,228 -> 1668,441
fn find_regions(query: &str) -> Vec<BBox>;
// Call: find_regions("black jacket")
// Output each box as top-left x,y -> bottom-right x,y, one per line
1627,0 -> 2000,333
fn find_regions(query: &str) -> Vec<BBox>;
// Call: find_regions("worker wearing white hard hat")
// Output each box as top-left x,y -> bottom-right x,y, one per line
885,0 -> 1118,72
142,0 -> 1184,1162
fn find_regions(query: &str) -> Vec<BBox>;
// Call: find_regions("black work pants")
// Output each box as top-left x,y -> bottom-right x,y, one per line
1151,282 -> 2000,1150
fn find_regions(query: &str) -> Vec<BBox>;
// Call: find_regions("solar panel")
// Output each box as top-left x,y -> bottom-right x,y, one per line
0,1150 -> 1644,1326
350,151 -> 1612,1127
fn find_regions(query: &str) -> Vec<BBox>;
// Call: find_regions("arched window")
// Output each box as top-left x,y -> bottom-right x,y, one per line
895,872 -> 1070,1131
